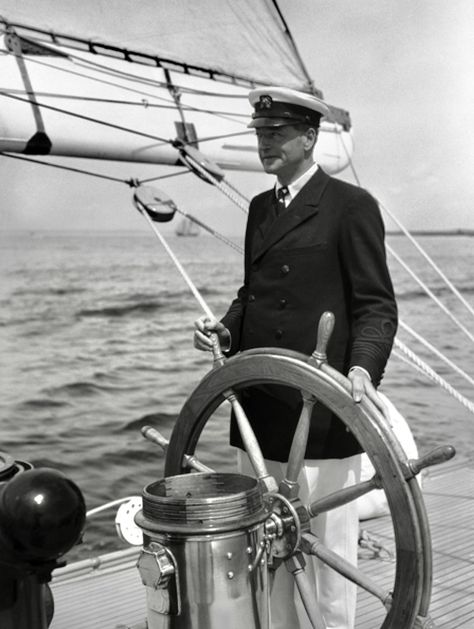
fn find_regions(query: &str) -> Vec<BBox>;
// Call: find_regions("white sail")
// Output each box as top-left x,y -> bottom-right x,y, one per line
0,0 -> 312,88
0,2 -> 353,174
176,217 -> 200,237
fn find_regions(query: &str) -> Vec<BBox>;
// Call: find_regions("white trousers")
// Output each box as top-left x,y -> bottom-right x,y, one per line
237,450 -> 361,629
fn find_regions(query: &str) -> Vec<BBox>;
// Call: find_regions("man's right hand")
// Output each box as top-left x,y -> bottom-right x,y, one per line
193,316 -> 231,352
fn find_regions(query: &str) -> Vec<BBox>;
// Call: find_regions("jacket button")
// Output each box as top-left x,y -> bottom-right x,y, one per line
275,329 -> 283,339
279,298 -> 287,309
280,264 -> 290,275
248,294 -> 255,302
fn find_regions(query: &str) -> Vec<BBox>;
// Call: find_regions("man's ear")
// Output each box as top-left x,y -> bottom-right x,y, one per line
304,126 -> 318,151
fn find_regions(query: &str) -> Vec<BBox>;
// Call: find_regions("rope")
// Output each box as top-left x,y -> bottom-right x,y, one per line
393,339 -> 474,415
2,34 -> 250,100
380,199 -> 474,320
181,151 -> 249,215
189,129 -> 254,145
138,170 -> 192,184
1,152 -> 128,184
0,90 -> 171,144
140,209 -> 214,320
358,529 -> 394,562
174,209 -> 243,254
86,496 -> 138,518
399,320 -> 474,387
336,129 -> 360,186
336,130 -> 474,328
223,179 -> 251,205
5,50 -> 249,125
387,244 -> 474,344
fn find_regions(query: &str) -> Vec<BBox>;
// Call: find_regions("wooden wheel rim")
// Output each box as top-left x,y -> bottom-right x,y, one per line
165,349 -> 430,628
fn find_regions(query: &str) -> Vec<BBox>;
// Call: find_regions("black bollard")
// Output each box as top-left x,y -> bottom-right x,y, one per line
0,454 -> 86,629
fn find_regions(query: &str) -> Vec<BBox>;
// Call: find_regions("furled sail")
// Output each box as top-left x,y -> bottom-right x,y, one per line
0,0 -> 312,89
0,1 -> 353,174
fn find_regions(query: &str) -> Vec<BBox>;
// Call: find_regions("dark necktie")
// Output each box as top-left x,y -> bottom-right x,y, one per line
275,186 -> 289,216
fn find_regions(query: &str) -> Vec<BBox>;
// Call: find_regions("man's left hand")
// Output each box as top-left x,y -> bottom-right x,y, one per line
348,367 -> 388,418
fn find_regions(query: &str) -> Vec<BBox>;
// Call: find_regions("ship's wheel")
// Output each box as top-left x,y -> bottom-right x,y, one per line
163,313 -> 453,629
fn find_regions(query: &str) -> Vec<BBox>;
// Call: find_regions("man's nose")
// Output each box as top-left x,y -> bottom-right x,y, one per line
258,136 -> 272,149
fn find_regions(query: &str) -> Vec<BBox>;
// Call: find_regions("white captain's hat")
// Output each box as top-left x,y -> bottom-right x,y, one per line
248,86 -> 329,128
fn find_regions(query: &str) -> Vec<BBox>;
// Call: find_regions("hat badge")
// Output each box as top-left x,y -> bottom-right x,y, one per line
259,94 -> 273,110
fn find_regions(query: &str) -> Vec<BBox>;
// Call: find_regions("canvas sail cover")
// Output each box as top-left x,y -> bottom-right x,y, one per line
0,0 -> 312,90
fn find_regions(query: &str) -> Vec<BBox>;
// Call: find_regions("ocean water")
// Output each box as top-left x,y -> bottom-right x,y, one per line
1,230 -> 473,558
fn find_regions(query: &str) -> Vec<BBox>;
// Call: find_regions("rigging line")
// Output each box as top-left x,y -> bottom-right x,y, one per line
336,128 -> 360,186
140,209 -> 214,320
70,56 -> 248,123
138,170 -> 192,184
379,199 -> 474,320
181,152 -> 249,215
387,244 -> 474,344
9,25 -> 280,96
174,209 -> 243,255
2,150 -> 192,187
1,88 -> 246,117
70,56 -> 250,124
1,150 -> 236,249
4,52 -> 174,102
270,0 -> 318,95
7,53 -> 248,125
398,319 -> 474,387
223,180 -> 251,206
392,341 -> 474,416
0,152 -> 128,184
336,129 -> 474,322
59,46 -> 249,99
2,25 -> 261,88
1,149 -> 234,252
189,130 -> 254,145
0,90 -> 172,144
0,44 -> 231,103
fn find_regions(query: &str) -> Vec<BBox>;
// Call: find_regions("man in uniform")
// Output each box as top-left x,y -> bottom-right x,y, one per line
194,87 -> 398,628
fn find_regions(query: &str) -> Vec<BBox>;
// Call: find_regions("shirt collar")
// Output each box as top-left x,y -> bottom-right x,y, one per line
275,162 -> 319,203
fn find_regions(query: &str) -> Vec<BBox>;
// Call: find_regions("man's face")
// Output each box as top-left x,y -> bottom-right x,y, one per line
255,125 -> 309,178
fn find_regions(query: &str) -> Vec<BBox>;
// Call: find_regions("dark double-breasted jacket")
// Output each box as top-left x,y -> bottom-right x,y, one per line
221,167 -> 398,461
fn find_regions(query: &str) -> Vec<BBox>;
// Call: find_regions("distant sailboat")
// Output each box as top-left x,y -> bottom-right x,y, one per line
175,216 -> 200,237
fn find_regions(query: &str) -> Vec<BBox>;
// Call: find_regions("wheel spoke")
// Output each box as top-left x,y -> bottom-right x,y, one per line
280,393 -> 315,497
286,552 -> 326,629
281,313 -> 335,498
307,475 -> 382,517
224,391 -> 278,492
301,532 -> 390,605
141,426 -> 215,472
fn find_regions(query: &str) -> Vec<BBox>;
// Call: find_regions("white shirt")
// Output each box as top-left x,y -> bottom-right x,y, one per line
275,162 -> 319,207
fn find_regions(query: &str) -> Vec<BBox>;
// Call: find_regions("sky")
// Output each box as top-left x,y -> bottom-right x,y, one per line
1,0 -> 473,234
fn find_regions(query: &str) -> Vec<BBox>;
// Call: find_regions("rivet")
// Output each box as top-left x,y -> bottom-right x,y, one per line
227,571 -> 234,579
246,546 -> 253,555
226,552 -> 233,560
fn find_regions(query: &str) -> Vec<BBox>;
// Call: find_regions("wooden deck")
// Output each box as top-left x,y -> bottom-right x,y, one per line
50,460 -> 474,629
356,459 -> 474,628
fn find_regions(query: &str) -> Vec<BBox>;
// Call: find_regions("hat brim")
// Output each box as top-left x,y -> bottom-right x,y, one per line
247,117 -> 311,129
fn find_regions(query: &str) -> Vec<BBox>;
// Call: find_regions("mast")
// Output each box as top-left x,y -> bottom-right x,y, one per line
270,0 -> 320,96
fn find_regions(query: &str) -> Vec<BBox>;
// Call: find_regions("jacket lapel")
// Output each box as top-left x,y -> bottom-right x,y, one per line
252,168 -> 330,263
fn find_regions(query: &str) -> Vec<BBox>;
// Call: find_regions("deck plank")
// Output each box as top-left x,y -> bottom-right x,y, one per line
50,460 -> 473,628
355,460 -> 474,629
